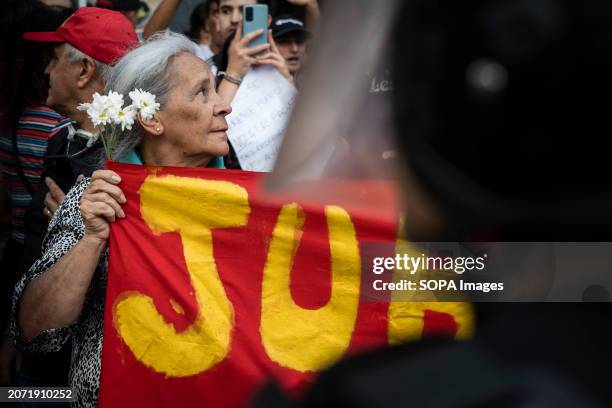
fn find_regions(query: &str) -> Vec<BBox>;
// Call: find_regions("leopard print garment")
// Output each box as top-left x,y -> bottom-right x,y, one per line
11,178 -> 107,407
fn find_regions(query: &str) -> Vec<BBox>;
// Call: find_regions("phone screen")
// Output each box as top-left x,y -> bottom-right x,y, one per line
243,4 -> 268,48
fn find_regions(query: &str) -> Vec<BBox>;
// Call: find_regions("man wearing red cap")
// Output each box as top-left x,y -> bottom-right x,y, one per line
24,6 -> 138,117
17,6 -> 138,278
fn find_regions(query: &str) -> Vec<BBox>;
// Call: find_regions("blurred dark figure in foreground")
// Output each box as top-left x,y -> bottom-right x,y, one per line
394,0 -> 612,243
253,0 -> 612,406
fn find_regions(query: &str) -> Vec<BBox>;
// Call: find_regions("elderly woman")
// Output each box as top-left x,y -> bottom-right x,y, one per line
10,31 -> 231,407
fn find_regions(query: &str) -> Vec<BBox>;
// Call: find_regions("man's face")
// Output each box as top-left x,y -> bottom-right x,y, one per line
207,1 -> 225,51
217,0 -> 257,42
44,43 -> 81,115
275,32 -> 307,75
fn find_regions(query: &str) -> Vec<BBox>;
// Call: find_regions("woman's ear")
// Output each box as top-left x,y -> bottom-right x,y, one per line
137,112 -> 164,136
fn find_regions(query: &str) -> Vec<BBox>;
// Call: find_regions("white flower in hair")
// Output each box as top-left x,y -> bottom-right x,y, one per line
77,88 -> 161,159
129,88 -> 160,120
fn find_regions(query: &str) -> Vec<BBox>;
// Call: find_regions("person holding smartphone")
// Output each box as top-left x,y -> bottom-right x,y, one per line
211,2 -> 293,170
213,1 -> 292,104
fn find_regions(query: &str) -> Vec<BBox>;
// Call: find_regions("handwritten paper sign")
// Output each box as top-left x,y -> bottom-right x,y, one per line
226,66 -> 297,172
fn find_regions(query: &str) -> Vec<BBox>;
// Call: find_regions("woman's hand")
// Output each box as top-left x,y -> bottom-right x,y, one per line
226,21 -> 271,79
79,170 -> 126,243
254,32 -> 294,84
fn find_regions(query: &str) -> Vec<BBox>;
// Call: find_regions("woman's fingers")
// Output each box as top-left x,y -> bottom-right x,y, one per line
91,169 -> 122,185
80,171 -> 127,228
82,200 -> 119,223
84,192 -> 125,218
79,175 -> 124,239
90,201 -> 118,223
87,179 -> 126,204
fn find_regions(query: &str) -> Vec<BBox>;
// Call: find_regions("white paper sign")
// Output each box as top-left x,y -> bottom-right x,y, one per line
226,66 -> 297,172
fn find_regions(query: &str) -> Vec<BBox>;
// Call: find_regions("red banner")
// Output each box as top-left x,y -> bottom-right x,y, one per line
99,162 -> 473,407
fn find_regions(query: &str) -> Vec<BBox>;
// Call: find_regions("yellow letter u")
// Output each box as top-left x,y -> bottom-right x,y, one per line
260,204 -> 361,372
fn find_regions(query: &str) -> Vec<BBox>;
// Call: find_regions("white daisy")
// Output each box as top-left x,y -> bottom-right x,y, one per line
77,92 -> 113,128
106,90 -> 125,120
129,88 -> 160,120
116,105 -> 137,131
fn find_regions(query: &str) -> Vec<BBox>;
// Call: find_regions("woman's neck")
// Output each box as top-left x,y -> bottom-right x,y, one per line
141,137 -> 212,168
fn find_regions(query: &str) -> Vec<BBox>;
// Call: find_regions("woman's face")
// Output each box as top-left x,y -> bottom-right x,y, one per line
156,52 -> 231,166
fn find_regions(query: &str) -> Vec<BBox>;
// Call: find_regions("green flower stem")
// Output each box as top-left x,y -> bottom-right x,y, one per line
100,133 -> 112,160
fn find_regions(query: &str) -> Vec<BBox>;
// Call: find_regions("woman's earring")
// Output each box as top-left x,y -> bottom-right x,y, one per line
156,127 -> 160,133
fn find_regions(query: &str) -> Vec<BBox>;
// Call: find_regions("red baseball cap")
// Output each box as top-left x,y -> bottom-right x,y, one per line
23,7 -> 138,65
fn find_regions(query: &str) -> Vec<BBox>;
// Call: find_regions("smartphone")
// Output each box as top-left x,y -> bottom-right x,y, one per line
243,4 -> 268,49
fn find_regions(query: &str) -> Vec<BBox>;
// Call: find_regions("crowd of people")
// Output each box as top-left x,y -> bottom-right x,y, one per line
5,0 -> 612,407
0,0 -> 319,406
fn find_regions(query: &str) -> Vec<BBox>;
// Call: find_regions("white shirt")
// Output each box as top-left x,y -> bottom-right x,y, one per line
195,44 -> 214,61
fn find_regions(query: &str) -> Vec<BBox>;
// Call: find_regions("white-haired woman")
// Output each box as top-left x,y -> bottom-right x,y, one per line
10,32 -> 231,407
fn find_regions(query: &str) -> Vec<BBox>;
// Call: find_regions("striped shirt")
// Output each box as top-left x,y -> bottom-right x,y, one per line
0,106 -> 71,243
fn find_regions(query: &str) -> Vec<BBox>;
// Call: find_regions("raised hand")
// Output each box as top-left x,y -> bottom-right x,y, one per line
226,20 -> 271,79
254,31 -> 294,84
